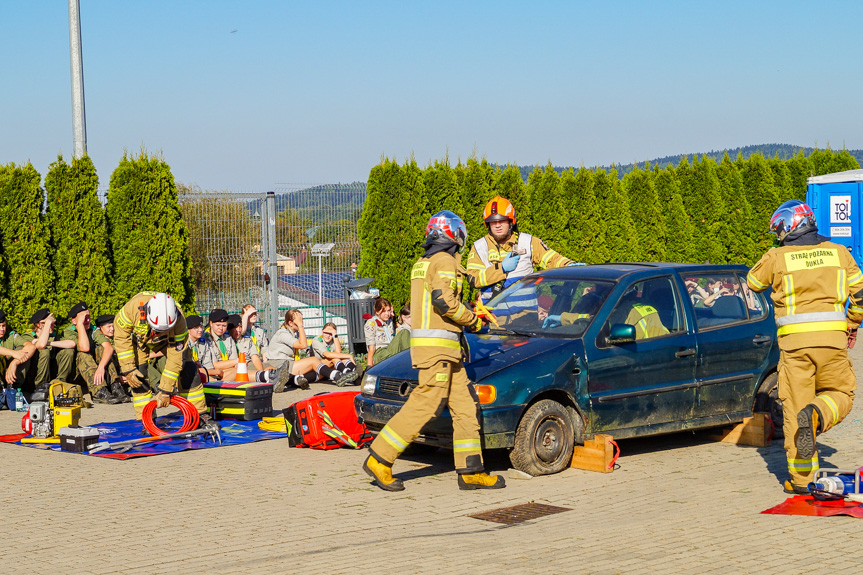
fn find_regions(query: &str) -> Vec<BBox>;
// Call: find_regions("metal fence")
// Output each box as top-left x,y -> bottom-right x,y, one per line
178,184 -> 365,342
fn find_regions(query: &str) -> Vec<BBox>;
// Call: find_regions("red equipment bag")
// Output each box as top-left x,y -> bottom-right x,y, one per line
284,391 -> 372,450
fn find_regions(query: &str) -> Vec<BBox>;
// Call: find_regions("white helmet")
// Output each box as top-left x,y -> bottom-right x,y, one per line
146,293 -> 178,332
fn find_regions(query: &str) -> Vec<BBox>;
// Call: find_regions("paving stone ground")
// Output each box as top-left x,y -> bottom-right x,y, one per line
3,349 -> 863,574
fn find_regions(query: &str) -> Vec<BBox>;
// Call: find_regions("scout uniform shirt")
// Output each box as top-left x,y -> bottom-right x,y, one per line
466,232 -> 572,302
310,334 -> 341,361
747,240 -> 863,351
267,326 -> 303,362
363,316 -> 393,350
237,326 -> 268,360
199,328 -> 237,369
186,333 -> 209,364
409,250 -> 478,368
0,330 -> 27,375
113,292 -> 189,393
60,323 -> 93,352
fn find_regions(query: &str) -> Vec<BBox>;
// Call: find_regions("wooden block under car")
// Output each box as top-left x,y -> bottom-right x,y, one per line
571,433 -> 615,473
707,412 -> 772,447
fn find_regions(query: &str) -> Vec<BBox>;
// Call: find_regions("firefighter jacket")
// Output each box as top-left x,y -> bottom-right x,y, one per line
114,292 -> 189,393
410,251 -> 478,369
466,232 -> 572,303
747,240 -> 863,351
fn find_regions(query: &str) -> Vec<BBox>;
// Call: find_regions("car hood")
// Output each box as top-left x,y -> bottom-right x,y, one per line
369,332 -> 574,382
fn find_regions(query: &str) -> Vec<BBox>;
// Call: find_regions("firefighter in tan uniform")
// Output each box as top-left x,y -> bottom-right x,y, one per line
114,292 -> 214,428
363,210 -> 505,492
747,200 -> 863,494
466,197 -> 580,304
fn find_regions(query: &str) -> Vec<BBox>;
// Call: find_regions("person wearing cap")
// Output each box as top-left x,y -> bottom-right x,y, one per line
4,309 -> 57,393
85,314 -> 130,403
239,305 -> 270,371
466,196 -> 580,304
113,292 -> 215,427
200,308 -> 284,385
185,315 -> 220,380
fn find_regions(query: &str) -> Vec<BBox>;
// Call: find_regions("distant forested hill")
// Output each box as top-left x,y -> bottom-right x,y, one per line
502,144 -> 863,181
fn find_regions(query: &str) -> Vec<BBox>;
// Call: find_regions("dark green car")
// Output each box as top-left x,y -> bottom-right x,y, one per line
355,264 -> 781,476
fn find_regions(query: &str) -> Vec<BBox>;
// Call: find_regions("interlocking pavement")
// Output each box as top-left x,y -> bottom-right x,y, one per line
3,349 -> 863,574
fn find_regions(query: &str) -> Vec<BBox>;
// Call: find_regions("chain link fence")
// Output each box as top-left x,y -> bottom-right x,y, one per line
178,184 -> 365,342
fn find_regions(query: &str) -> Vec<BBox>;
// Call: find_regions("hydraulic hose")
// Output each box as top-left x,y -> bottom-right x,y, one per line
141,395 -> 200,436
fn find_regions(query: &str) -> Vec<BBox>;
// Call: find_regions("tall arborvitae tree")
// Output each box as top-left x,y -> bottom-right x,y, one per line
785,150 -> 812,201
497,164 -> 531,232
460,157 -> 496,256
45,155 -> 113,318
653,164 -> 680,206
596,169 -> 639,261
675,155 -> 695,217
688,156 -> 726,264
717,154 -> 756,265
423,157 -> 463,217
528,162 -> 567,252
739,152 -> 779,253
562,167 -> 608,263
664,191 -> 695,263
0,165 -> 9,313
106,151 -> 194,311
622,163 -> 665,262
768,156 -> 793,204
810,148 -> 860,177
0,163 -> 55,331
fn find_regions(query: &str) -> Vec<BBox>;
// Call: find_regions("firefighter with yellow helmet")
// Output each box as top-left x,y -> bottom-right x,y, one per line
114,292 -> 216,429
465,196 -> 581,304
747,200 -> 863,494
362,210 -> 505,491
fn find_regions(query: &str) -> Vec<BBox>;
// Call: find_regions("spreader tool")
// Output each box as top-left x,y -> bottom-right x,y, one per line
88,426 -> 222,454
474,296 -> 499,327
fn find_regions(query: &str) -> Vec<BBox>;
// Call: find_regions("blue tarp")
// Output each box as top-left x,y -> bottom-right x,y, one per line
0,413 -> 286,459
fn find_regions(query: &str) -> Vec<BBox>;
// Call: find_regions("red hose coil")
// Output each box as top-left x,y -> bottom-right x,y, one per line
141,395 -> 200,436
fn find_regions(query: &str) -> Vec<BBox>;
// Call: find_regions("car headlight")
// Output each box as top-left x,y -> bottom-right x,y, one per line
361,374 -> 378,396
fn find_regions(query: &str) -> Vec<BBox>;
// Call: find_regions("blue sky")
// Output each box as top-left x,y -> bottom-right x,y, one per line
3,1 -> 862,192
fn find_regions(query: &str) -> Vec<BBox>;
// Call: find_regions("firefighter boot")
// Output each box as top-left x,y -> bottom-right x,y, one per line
93,387 -> 123,405
362,455 -> 405,492
783,480 -> 810,495
796,404 -> 822,460
110,381 -> 131,403
457,473 -> 506,490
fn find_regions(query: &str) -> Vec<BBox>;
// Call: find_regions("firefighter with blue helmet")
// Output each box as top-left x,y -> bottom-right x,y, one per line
747,200 -> 863,494
362,210 -> 505,492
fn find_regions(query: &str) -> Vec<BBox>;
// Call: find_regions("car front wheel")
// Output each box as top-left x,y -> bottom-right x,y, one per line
510,399 -> 574,476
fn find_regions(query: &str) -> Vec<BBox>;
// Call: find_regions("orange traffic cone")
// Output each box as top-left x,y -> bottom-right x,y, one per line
236,352 -> 250,382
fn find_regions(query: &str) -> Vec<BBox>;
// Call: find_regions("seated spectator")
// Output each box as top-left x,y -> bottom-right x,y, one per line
200,308 -> 283,385
364,297 -> 394,367
310,322 -> 359,384
186,314 -> 223,382
0,309 -> 37,398
85,314 -> 130,403
372,305 -> 412,364
50,301 -> 94,385
266,309 -> 343,391
239,305 -> 270,371
5,309 -> 56,395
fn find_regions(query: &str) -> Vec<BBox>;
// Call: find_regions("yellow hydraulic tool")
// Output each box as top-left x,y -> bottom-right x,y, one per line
474,296 -> 499,328
21,381 -> 84,444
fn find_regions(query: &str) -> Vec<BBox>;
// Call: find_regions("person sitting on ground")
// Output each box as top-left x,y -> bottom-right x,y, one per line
266,309 -> 343,390
50,302 -> 94,385
199,308 -> 284,385
364,297 -> 394,367
185,315 -> 219,379
0,309 -> 40,396
5,309 -> 57,394
239,305 -> 270,371
309,322 -> 359,384
370,305 -> 412,364
84,314 -> 131,404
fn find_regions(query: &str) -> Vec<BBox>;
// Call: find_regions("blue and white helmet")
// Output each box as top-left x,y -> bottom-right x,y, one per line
425,210 -> 468,252
769,200 -> 816,241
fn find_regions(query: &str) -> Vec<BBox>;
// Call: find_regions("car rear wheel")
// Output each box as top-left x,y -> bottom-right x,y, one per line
510,399 -> 574,476
755,372 -> 783,439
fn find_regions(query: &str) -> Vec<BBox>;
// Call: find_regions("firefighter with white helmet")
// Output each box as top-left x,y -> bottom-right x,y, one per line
362,210 -> 505,491
113,292 -> 213,427
747,200 -> 863,494
466,196 -> 580,304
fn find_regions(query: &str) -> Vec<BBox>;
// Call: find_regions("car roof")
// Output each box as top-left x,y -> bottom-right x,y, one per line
537,262 -> 751,281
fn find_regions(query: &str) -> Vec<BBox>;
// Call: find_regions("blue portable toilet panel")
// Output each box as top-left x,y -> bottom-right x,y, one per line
807,169 -> 863,263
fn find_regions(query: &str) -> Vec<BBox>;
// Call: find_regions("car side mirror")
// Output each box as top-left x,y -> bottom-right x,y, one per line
607,323 -> 636,344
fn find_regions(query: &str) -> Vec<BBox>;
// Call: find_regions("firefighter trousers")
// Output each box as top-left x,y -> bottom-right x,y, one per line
778,346 -> 856,486
131,356 -> 206,420
369,360 -> 484,474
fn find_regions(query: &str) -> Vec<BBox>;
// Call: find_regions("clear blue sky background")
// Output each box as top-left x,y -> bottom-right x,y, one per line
3,1 -> 862,192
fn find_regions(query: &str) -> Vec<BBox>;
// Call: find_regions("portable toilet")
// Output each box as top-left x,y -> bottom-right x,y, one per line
806,169 -> 863,262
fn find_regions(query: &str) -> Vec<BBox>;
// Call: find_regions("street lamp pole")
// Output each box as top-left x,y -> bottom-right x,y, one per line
68,0 -> 87,158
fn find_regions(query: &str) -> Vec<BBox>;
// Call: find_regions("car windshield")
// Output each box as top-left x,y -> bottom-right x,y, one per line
486,277 -> 614,337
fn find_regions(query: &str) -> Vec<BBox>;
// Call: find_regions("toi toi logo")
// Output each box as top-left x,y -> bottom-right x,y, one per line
835,200 -> 851,221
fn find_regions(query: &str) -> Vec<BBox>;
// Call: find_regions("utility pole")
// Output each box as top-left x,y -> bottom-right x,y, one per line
68,0 -> 87,157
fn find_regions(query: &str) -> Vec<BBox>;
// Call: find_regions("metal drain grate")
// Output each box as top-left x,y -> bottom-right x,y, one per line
468,503 -> 572,525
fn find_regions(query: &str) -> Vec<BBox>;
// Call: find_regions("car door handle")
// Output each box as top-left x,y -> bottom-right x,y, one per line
675,348 -> 696,358
752,335 -> 772,344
